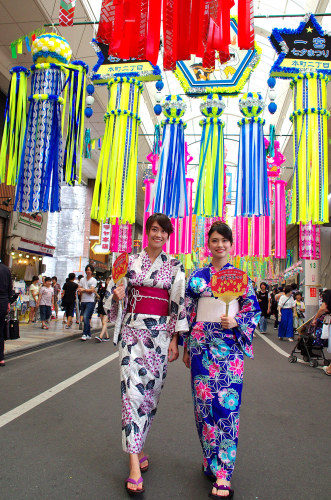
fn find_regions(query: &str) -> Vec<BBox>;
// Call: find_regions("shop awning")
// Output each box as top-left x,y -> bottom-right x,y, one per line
17,238 -> 55,257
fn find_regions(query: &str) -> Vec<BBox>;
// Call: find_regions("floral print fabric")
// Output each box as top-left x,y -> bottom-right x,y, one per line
186,263 -> 260,481
104,250 -> 188,453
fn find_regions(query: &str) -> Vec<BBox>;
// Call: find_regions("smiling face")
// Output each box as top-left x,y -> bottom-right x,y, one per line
208,230 -> 232,259
147,221 -> 169,250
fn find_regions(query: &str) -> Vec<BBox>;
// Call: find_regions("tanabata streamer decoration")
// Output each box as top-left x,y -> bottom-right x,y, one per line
152,95 -> 188,218
59,0 -> 77,26
0,34 -> 88,212
290,73 -> 329,224
91,77 -> 143,223
299,222 -> 321,260
268,14 -> 331,224
96,1 -> 255,71
0,67 -> 30,184
274,179 -> 287,259
194,94 -> 225,217
235,92 -> 270,218
110,220 -> 133,253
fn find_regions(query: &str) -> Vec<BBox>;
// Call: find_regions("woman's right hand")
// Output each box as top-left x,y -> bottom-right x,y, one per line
113,283 -> 125,302
183,348 -> 190,368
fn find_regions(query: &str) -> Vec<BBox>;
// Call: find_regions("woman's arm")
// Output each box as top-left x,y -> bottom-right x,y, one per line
312,302 -> 328,325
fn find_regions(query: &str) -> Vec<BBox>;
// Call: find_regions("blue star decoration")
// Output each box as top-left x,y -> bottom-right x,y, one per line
269,13 -> 331,79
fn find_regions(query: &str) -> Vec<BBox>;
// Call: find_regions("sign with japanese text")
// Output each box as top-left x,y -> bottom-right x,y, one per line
210,269 -> 248,304
269,14 -> 331,78
112,253 -> 129,283
310,287 -> 317,298
91,222 -> 111,255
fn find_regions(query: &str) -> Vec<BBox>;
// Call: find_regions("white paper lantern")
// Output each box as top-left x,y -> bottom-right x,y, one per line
268,89 -> 277,101
155,92 -> 163,103
86,95 -> 95,106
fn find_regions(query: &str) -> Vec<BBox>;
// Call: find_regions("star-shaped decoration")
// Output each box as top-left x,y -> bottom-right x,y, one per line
269,13 -> 331,78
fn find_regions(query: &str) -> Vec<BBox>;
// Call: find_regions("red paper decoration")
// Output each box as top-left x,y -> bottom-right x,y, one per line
59,0 -> 76,27
96,0 -> 254,71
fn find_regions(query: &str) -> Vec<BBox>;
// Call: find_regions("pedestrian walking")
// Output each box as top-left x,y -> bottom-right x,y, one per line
270,286 -> 279,329
78,265 -> 97,340
257,282 -> 270,334
0,262 -> 13,367
28,275 -> 40,323
105,213 -> 188,495
36,277 -> 54,329
278,285 -> 296,341
293,292 -> 305,330
62,273 -> 78,329
183,222 -> 261,499
51,276 -> 61,319
95,276 -> 111,342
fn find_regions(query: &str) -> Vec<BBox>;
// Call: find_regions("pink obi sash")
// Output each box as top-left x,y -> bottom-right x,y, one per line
128,286 -> 169,316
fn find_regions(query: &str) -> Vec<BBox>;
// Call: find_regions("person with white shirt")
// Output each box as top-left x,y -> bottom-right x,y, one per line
78,265 -> 97,340
278,285 -> 296,341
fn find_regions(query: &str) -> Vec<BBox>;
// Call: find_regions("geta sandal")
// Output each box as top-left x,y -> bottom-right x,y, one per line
139,456 -> 149,473
125,477 -> 144,496
209,482 -> 234,499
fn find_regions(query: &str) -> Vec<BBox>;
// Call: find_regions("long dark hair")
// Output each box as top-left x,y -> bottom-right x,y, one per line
322,289 -> 331,313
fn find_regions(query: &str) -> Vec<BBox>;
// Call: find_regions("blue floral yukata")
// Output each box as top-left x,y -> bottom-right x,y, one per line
185,263 -> 261,482
104,250 -> 188,454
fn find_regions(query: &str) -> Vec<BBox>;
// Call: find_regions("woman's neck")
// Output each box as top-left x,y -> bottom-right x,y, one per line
145,246 -> 162,263
211,257 -> 228,272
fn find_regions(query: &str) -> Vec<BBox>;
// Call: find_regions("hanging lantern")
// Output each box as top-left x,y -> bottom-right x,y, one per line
299,222 -> 321,260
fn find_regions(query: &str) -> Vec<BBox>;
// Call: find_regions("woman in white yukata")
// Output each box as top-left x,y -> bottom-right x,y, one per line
105,213 -> 188,496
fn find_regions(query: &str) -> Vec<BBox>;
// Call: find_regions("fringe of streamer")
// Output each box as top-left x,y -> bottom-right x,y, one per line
0,67 -> 29,185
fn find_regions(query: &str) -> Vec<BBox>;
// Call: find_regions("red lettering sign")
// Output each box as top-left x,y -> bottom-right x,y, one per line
310,287 -> 317,298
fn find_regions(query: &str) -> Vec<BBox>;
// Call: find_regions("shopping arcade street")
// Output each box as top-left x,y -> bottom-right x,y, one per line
0,325 -> 330,500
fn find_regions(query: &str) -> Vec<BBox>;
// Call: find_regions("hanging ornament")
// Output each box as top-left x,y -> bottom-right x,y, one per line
151,95 -> 188,218
235,92 -> 269,217
59,0 -> 77,27
1,33 -> 88,212
194,93 -> 226,217
299,222 -> 321,260
91,77 -> 144,223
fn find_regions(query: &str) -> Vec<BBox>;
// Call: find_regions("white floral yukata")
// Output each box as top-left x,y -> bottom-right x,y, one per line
105,250 -> 188,453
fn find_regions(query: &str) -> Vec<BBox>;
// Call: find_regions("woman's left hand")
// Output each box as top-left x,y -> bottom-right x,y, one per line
168,338 -> 179,362
220,315 -> 238,329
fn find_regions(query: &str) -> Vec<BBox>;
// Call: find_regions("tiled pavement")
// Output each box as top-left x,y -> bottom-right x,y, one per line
4,312 -> 108,357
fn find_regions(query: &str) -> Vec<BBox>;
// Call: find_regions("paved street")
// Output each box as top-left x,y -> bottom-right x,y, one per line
1,323 -> 330,500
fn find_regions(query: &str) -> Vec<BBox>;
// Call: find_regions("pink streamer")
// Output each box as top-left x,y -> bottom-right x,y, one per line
180,178 -> 194,254
142,179 -> 155,248
274,179 -> 287,259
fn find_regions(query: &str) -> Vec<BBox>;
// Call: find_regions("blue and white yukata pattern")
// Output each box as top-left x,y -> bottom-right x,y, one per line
185,263 -> 261,482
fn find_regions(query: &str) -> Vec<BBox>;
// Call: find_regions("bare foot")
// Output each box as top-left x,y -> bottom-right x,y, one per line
212,479 -> 232,497
127,454 -> 143,492
138,450 -> 149,471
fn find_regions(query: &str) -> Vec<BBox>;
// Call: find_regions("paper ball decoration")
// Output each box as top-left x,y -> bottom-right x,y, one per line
86,84 -> 95,95
267,77 -> 276,89
162,95 -> 186,118
85,107 -> 93,118
239,92 -> 264,117
200,93 -> 225,117
155,80 -> 164,91
31,33 -> 72,65
154,104 -> 162,115
268,89 -> 277,101
268,102 -> 277,114
155,92 -> 163,103
86,95 -> 95,105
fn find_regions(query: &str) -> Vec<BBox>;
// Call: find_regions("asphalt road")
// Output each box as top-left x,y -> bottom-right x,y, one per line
0,325 -> 330,500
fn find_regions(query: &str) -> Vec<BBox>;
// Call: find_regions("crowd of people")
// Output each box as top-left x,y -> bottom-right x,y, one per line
0,213 -> 330,499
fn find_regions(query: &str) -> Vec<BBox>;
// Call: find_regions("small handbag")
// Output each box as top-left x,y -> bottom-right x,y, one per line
4,318 -> 20,340
321,315 -> 331,340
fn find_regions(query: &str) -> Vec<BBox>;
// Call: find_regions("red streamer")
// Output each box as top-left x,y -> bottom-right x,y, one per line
238,0 -> 255,50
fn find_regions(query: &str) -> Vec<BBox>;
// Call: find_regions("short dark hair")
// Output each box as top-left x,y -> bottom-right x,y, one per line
291,282 -> 297,290
78,274 -> 83,280
85,264 -> 94,273
68,273 -> 75,280
52,276 -> 57,281
145,213 -> 174,236
44,276 -> 52,283
295,291 -> 302,297
322,289 -> 331,313
284,285 -> 292,295
260,282 -> 267,288
32,275 -> 39,282
208,222 -> 233,244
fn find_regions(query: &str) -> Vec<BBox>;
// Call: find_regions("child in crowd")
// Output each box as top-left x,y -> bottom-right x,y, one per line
37,277 -> 54,329
293,292 -> 305,331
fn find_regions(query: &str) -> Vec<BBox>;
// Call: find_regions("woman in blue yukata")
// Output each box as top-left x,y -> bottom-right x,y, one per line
184,222 -> 261,499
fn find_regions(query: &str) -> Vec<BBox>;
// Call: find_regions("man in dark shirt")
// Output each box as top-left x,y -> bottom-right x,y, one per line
257,282 -> 270,334
0,262 -> 13,366
62,273 -> 78,329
